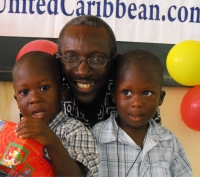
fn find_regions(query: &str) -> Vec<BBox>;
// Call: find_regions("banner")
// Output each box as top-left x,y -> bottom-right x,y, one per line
0,0 -> 199,44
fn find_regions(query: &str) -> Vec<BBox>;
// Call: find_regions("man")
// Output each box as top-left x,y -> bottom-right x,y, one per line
55,15 -> 161,129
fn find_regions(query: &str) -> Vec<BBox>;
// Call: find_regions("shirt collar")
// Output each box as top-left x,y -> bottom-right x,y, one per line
98,114 -> 174,144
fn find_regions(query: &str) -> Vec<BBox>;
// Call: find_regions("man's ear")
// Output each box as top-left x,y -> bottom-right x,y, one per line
113,53 -> 121,60
110,53 -> 121,77
158,90 -> 166,106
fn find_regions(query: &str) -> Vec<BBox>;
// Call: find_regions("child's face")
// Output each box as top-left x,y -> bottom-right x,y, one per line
112,65 -> 165,130
14,64 -> 62,124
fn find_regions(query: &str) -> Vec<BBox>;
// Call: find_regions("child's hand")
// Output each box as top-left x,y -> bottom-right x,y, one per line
15,117 -> 56,146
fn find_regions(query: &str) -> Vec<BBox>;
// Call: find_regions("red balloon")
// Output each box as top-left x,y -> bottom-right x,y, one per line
16,39 -> 57,61
180,85 -> 200,131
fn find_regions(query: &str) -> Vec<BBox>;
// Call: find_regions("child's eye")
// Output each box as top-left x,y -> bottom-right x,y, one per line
143,91 -> 152,96
123,90 -> 132,96
20,90 -> 28,95
40,86 -> 50,91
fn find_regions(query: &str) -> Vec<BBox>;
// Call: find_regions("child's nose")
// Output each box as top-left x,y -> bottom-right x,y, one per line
131,95 -> 143,108
29,91 -> 42,104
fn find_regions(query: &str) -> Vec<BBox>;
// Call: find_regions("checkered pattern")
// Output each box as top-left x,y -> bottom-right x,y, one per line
49,111 -> 100,177
92,114 -> 193,177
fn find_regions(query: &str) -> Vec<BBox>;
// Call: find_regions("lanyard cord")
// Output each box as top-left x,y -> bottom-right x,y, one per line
116,124 -> 120,177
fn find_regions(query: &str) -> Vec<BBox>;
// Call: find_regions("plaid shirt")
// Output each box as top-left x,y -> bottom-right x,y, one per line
49,111 -> 100,177
92,114 -> 193,177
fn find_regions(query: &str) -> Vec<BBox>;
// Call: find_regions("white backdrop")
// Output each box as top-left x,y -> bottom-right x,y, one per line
0,0 -> 199,44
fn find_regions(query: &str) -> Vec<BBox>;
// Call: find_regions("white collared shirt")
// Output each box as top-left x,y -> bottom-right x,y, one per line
92,114 -> 192,177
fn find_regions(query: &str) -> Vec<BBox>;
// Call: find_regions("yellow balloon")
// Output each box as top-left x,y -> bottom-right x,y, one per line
166,40 -> 200,86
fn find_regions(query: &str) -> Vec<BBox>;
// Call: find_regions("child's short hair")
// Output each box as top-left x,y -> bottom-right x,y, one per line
113,50 -> 164,88
12,51 -> 63,86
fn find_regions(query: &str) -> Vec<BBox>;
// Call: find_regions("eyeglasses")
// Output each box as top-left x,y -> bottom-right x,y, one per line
55,52 -> 118,68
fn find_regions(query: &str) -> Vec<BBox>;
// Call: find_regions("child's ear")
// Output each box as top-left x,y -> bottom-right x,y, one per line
158,90 -> 166,106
